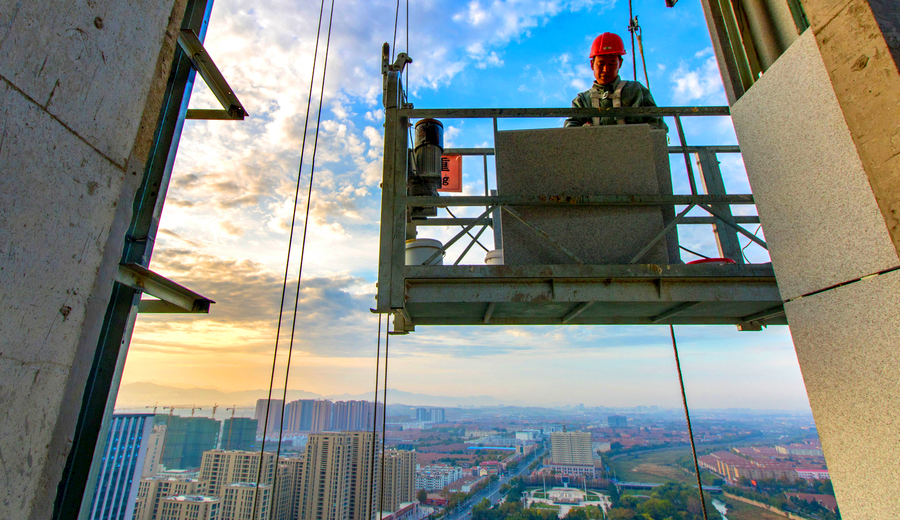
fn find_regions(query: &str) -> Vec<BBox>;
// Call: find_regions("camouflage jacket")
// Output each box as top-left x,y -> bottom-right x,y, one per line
564,76 -> 668,131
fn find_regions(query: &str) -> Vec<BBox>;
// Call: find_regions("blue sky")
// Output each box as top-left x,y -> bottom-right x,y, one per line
119,0 -> 811,411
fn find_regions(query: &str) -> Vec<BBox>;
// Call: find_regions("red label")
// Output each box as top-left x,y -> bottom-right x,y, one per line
437,155 -> 462,193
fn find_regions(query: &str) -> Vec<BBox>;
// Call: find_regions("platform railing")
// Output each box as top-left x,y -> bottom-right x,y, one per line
377,70 -> 768,313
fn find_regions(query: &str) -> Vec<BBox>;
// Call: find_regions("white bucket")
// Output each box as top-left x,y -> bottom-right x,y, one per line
406,238 -> 444,265
485,249 -> 504,265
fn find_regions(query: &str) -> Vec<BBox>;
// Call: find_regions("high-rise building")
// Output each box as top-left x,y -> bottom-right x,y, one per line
255,399 -> 285,434
550,431 -> 593,466
310,400 -> 333,433
377,450 -> 416,514
221,482 -> 271,520
221,418 -> 257,451
133,476 -> 208,520
142,424 -> 166,478
157,495 -> 221,520
296,432 -> 377,520
414,407 -> 445,424
155,415 -> 220,470
332,400 -> 374,431
87,413 -> 155,520
286,399 -> 316,432
199,450 -> 277,497
608,415 -> 628,428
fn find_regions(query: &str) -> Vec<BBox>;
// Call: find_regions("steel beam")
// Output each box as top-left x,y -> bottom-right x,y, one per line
177,29 -> 246,120
407,194 -> 756,208
651,301 -> 703,323
402,106 -> 730,119
696,150 -> 744,262
116,264 -> 213,313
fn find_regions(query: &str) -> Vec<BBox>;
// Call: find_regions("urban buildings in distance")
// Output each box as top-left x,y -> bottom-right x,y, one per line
258,398 -> 385,434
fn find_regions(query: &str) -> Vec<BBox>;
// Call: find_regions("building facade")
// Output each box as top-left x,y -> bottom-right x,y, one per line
254,399 -> 285,435
296,432 -> 376,520
156,416 -> 220,470
87,413 -> 155,520
378,450 -> 416,513
133,476 -> 208,520
157,495 -> 221,520
221,418 -> 257,451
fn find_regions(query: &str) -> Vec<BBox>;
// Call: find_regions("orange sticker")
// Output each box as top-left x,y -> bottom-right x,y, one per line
437,155 -> 462,193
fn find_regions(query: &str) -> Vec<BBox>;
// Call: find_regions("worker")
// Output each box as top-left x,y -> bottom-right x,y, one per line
564,32 -> 667,130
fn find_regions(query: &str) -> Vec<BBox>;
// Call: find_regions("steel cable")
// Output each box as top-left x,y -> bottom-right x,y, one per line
669,324 -> 709,520
252,0 -> 335,516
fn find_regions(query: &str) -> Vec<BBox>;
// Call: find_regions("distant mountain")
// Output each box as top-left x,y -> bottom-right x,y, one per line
115,382 -> 525,408
115,382 -> 322,408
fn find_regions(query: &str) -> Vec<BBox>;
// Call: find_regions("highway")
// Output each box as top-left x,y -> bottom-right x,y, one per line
443,447 -> 545,520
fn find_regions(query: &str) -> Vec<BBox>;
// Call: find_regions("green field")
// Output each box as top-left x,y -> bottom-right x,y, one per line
608,448 -> 696,484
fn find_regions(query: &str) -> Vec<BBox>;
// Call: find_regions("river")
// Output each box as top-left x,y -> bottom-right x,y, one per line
713,498 -> 728,519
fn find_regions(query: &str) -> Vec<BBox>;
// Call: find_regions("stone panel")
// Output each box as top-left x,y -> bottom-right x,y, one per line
732,30 -> 899,300
784,268 -> 900,520
0,0 -> 176,166
496,125 -> 671,265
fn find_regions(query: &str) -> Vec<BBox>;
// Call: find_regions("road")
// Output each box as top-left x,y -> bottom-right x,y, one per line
443,448 -> 545,520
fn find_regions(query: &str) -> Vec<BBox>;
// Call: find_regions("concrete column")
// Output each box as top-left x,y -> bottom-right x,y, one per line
802,0 -> 900,256
0,1 -> 185,519
730,27 -> 900,519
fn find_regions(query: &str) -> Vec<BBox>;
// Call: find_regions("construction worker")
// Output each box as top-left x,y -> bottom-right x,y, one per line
564,32 -> 667,130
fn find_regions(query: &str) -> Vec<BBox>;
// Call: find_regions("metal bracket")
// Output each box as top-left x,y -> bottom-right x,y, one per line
177,29 -> 247,120
116,263 -> 214,313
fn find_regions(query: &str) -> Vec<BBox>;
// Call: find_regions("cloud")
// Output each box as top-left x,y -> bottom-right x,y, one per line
670,50 -> 726,104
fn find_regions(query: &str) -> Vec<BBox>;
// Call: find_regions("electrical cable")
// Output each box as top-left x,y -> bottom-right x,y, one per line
741,224 -> 763,263
252,0 -> 335,517
669,325 -> 710,520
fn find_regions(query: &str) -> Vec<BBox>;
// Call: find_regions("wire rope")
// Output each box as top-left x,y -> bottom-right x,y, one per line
669,325 -> 710,520
367,313 -> 383,520
391,0 -> 401,62
252,0 -> 335,517
377,328 -> 392,516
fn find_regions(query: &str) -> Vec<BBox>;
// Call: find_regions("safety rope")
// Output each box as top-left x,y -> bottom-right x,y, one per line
252,0 -> 336,517
366,314 -> 383,520
669,324 -> 709,520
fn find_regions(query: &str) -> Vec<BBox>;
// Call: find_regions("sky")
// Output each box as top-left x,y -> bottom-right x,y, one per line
118,0 -> 813,411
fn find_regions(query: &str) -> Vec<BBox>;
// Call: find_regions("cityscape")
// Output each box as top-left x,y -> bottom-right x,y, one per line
90,400 -> 838,520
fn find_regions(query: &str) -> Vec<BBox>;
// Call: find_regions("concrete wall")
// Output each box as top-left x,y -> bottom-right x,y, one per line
731,29 -> 900,519
0,1 -> 185,518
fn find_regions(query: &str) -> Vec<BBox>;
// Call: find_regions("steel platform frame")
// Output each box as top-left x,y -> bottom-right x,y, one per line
377,55 -> 785,333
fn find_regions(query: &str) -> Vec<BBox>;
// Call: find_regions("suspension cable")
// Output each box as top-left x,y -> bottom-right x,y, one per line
669,324 -> 709,520
377,327 -> 391,516
391,0 -> 401,62
367,313 -> 383,520
634,19 -> 650,88
628,0 -> 637,81
252,0 -> 335,517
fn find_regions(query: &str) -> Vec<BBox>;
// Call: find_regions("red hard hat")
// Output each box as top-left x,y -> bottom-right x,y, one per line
590,32 -> 626,58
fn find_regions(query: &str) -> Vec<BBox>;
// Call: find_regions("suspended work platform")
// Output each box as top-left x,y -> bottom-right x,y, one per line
377,59 -> 785,333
